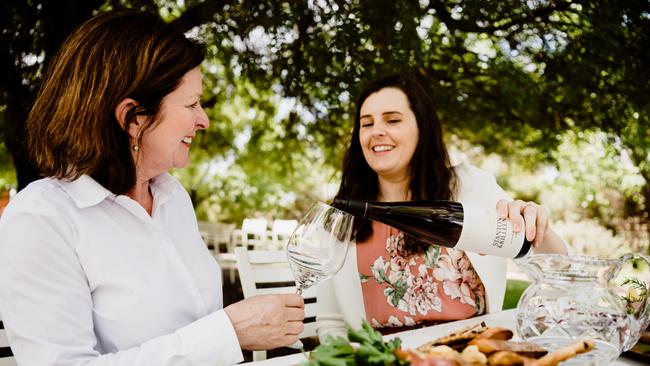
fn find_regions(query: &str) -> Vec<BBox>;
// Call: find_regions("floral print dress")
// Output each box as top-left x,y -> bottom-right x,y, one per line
357,221 -> 486,330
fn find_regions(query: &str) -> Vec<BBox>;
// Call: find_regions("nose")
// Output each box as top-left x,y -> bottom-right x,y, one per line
196,106 -> 210,130
370,120 -> 386,136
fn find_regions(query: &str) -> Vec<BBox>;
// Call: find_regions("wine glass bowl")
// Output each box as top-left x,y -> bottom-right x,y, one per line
286,201 -> 354,294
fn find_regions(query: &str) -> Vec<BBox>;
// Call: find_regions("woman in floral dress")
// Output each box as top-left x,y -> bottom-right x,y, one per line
316,74 -> 568,339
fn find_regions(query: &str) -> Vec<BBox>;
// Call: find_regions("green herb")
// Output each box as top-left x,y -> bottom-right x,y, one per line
302,320 -> 409,366
620,277 -> 649,314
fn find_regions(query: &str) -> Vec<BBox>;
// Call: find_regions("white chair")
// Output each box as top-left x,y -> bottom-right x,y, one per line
239,218 -> 271,250
234,247 -> 317,361
0,318 -> 16,366
198,221 -> 235,253
271,219 -> 298,249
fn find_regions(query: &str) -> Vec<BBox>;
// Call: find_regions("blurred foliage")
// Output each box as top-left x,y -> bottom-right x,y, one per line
1,0 -> 648,252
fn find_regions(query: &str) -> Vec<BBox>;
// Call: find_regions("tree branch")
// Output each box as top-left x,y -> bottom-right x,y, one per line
171,0 -> 237,31
429,0 -> 571,34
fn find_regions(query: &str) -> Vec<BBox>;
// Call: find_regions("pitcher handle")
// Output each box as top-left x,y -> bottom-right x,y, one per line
619,252 -> 650,351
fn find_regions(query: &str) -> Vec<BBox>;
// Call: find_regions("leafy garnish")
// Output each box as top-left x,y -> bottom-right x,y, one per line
302,320 -> 409,366
620,277 -> 649,314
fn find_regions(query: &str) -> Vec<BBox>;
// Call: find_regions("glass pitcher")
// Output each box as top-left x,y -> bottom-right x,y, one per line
515,253 -> 650,365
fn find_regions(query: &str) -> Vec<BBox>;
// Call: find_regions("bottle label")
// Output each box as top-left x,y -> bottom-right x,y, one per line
455,203 -> 526,258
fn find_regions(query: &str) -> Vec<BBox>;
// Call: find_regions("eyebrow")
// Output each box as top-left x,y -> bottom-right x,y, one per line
360,111 -> 404,119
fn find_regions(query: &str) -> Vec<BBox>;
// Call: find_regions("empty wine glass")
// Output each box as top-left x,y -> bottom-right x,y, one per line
285,202 -> 354,348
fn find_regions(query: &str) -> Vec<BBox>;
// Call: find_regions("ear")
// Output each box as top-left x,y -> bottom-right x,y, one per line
114,98 -> 142,140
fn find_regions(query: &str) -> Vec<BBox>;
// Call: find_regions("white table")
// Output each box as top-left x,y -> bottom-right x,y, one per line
241,309 -> 646,365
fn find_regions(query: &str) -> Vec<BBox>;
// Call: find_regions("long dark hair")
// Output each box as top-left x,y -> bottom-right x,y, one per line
26,10 -> 205,195
335,74 -> 456,256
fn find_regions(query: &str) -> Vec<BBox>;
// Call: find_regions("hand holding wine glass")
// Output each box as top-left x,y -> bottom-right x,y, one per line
285,202 -> 354,347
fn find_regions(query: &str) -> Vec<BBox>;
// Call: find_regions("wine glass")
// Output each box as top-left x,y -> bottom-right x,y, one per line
285,202 -> 354,348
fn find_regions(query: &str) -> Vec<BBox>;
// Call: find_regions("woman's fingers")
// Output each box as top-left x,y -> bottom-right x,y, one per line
533,205 -> 549,247
496,199 -> 509,219
507,200 -> 526,233
522,203 -> 538,244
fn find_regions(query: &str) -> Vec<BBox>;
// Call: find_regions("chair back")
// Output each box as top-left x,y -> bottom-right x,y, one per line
0,318 -> 16,366
240,218 -> 271,249
198,221 -> 236,253
271,219 -> 298,248
234,247 -> 317,361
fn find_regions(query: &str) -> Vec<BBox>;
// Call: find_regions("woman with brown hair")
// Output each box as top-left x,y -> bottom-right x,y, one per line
0,11 -> 303,365
317,74 -> 568,340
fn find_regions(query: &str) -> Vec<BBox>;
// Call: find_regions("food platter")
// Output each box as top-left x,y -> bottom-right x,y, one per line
304,320 -> 596,365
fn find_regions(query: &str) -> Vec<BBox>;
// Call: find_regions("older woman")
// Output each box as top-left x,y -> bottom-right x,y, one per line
0,11 -> 303,366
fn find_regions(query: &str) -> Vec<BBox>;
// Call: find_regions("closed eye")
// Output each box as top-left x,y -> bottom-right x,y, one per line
361,122 -> 373,127
387,119 -> 401,123
187,102 -> 199,109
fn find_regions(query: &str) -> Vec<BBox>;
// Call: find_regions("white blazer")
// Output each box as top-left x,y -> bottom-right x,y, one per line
316,164 -> 512,340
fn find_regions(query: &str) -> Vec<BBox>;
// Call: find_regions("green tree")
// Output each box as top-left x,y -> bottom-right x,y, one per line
1,1 -> 648,237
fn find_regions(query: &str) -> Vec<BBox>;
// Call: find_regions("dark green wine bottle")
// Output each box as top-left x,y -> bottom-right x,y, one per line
333,198 -> 531,258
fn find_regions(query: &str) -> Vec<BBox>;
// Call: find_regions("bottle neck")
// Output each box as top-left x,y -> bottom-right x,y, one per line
333,198 -> 370,218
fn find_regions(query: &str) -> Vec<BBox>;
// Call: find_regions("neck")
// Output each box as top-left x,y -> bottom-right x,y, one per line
377,175 -> 410,202
127,176 -> 153,215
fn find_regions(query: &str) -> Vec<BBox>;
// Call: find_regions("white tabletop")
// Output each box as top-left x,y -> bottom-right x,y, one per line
240,309 -> 646,365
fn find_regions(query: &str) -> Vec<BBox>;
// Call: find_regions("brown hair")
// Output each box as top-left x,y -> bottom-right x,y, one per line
26,10 -> 205,194
336,74 -> 456,256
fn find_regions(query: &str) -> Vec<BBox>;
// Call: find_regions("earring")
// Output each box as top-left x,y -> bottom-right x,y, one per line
132,144 -> 139,151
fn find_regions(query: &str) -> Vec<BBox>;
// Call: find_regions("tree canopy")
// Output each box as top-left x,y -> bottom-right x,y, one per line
1,0 -> 648,244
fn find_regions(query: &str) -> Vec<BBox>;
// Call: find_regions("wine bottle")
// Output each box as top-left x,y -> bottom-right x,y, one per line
332,198 -> 531,258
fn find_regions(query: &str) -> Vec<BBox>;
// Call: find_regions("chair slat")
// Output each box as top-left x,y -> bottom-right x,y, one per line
234,247 -> 321,361
255,287 -> 296,296
246,250 -> 288,263
0,320 -> 15,363
301,322 -> 318,339
304,302 -> 318,317
0,332 -> 8,349
251,268 -> 294,283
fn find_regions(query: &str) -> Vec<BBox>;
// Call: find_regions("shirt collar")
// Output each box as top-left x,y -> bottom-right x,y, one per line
59,175 -> 114,209
150,172 -> 178,205
60,172 -> 178,209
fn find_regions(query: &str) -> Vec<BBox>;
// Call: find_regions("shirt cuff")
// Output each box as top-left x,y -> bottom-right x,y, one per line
176,310 -> 244,365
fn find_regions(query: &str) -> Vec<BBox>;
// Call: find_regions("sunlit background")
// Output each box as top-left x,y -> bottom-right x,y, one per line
1,0 -> 649,259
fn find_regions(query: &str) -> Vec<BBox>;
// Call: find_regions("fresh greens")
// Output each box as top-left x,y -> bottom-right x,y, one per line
620,277 -> 649,314
301,320 -> 409,366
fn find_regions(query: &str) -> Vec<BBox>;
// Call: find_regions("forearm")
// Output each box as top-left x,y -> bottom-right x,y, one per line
533,229 -> 568,255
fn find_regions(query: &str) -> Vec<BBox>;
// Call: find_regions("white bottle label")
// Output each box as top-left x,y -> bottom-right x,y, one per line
455,203 -> 527,258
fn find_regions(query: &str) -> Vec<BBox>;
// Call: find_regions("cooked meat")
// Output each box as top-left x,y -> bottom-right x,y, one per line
475,327 -> 513,341
529,339 -> 595,366
468,339 -> 548,358
418,322 -> 488,351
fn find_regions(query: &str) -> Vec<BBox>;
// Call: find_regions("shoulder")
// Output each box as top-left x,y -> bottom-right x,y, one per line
452,163 -> 509,205
1,178 -> 74,219
453,163 -> 496,183
0,178 -> 77,253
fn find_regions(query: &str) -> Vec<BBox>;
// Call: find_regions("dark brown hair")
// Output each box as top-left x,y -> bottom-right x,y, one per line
26,10 -> 205,194
335,74 -> 456,256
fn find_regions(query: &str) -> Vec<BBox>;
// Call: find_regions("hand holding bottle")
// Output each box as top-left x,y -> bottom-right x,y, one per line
495,199 -> 569,255
496,199 -> 549,249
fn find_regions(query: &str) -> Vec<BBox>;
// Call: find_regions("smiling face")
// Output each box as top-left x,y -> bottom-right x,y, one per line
358,87 -> 419,182
136,67 -> 208,178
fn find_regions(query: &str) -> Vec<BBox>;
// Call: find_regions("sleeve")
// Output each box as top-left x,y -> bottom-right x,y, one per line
0,208 -> 243,366
315,278 -> 348,342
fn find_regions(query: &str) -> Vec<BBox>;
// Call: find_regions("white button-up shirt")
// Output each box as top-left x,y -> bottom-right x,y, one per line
0,173 -> 244,365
